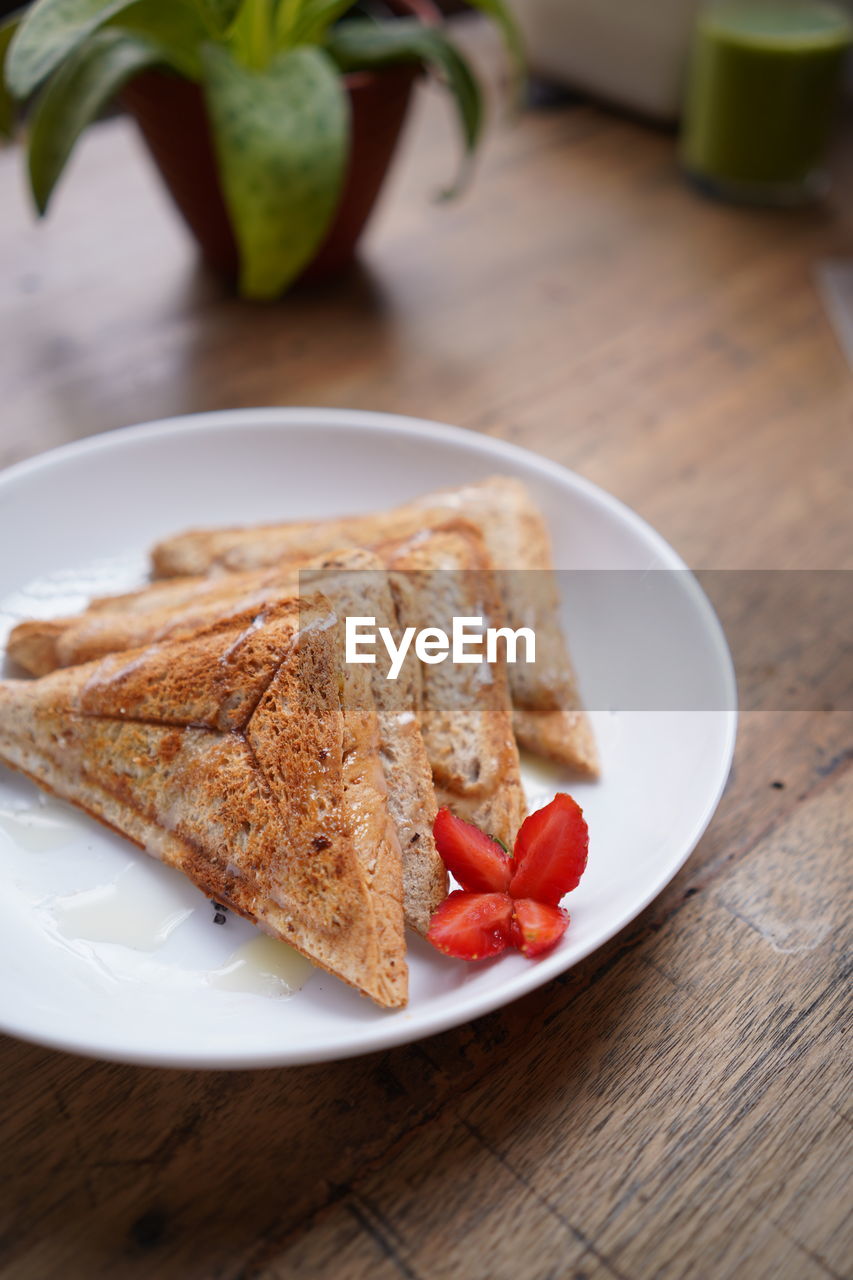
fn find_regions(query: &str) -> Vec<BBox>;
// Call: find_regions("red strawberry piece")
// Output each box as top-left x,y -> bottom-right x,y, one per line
510,899 -> 570,957
433,807 -> 512,893
509,792 -> 589,906
427,890 -> 513,960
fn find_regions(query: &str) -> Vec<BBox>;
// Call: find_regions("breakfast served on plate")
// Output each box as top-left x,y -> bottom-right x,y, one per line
0,477 -> 595,1009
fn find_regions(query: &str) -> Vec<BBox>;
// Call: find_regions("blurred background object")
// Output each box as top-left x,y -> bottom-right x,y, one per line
681,1 -> 852,204
508,0 -> 853,125
508,0 -> 704,120
816,258 -> 853,365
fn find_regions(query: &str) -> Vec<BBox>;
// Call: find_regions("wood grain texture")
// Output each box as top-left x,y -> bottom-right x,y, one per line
0,19 -> 851,1280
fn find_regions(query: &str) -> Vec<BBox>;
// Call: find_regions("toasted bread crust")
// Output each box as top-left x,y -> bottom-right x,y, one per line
382,522 -> 527,849
418,478 -> 599,777
303,552 -> 445,934
4,620 -> 65,678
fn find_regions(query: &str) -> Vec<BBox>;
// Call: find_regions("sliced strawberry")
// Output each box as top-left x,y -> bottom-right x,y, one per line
510,899 -> 569,957
427,891 -> 513,960
433,807 -> 512,893
509,793 -> 589,906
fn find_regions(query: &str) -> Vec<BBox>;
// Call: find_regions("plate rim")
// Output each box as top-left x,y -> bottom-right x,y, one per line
0,408 -> 738,1068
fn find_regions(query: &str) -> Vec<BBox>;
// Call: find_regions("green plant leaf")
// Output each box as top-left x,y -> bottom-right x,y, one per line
462,0 -> 524,86
285,0 -> 356,47
272,0 -> 300,47
5,0 -> 147,98
229,0 -> 275,69
28,27 -> 173,212
202,42 -> 348,299
108,0 -> 207,78
194,0 -> 242,34
326,19 -> 481,194
0,13 -> 22,137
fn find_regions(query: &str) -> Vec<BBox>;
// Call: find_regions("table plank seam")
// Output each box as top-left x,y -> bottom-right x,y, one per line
460,1118 -> 632,1280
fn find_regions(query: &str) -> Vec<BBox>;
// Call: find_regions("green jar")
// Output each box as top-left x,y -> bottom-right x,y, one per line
681,1 -> 853,203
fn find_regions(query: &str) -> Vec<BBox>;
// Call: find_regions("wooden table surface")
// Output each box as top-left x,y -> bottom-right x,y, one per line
1,24 -> 851,1280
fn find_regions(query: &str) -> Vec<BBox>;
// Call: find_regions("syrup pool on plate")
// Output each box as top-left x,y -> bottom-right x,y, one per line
48,860 -> 199,950
43,859 -> 313,997
208,934 -> 314,997
0,793 -> 94,852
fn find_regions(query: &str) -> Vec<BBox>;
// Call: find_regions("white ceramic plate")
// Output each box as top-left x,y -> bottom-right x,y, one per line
0,409 -> 736,1068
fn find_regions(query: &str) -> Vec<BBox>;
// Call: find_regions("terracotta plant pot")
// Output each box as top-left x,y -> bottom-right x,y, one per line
120,1 -> 439,286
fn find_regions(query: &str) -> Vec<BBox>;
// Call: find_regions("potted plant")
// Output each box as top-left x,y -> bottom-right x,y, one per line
1,0 -> 521,298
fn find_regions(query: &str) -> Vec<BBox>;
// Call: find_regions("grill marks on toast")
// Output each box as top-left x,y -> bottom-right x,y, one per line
74,613 -> 289,734
0,597 -> 407,1009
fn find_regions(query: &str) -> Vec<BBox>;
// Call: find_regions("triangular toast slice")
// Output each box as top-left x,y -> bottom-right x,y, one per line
6,553 -> 445,935
148,477 -> 598,775
0,595 -> 407,1008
